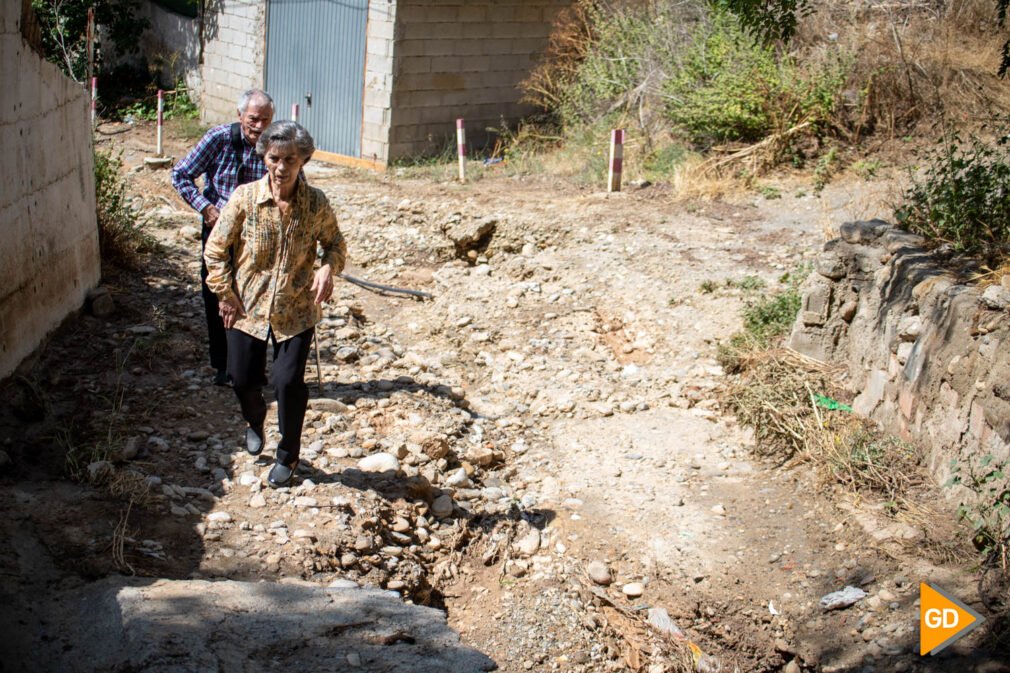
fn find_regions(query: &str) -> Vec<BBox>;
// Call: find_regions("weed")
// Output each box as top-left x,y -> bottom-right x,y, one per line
758,184 -> 782,200
947,453 -> 1010,569
170,116 -> 209,142
726,275 -> 767,291
643,142 -> 689,181
699,279 -> 719,294
813,146 -> 840,193
896,127 -> 1010,262
64,344 -> 135,482
852,158 -> 881,180
95,148 -> 157,268
718,265 -> 808,371
119,81 -> 199,122
740,268 -> 806,345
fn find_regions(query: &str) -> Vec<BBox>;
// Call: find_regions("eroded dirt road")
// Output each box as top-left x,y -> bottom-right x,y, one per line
2,123 -> 1005,673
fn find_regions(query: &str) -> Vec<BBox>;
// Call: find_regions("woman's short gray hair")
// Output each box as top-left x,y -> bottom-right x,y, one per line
255,121 -> 315,160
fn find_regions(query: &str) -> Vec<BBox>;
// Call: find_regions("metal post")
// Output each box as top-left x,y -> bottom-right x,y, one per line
86,7 -> 95,84
291,103 -> 299,123
156,90 -> 164,156
608,129 -> 624,193
456,118 -> 466,183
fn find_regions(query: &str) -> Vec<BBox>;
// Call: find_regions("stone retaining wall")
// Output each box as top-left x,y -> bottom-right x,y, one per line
789,221 -> 1010,484
1,0 -> 100,379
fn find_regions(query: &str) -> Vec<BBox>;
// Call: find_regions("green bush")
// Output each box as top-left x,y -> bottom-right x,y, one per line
661,11 -> 849,147
557,5 -> 665,127
95,148 -> 156,267
895,130 -> 1010,260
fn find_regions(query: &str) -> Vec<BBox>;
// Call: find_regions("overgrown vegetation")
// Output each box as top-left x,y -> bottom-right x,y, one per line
896,127 -> 1010,262
516,0 -> 1010,192
716,264 -> 928,515
662,11 -> 849,148
721,348 -> 925,516
94,148 -> 156,268
30,0 -> 147,82
947,454 -> 1010,570
119,82 -> 200,122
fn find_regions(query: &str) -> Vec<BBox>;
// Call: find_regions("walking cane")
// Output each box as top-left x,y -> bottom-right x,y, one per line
312,326 -> 323,395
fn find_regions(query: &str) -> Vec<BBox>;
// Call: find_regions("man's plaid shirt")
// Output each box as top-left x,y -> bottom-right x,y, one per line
172,124 -> 267,217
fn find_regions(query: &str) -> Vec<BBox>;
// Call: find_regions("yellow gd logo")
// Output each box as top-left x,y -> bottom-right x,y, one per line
920,583 -> 985,656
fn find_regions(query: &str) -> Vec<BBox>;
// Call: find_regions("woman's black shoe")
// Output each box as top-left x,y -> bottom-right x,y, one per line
246,426 -> 265,456
267,461 -> 297,488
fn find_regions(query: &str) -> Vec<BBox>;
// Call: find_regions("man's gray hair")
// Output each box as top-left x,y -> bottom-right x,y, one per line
237,89 -> 274,114
255,121 -> 315,160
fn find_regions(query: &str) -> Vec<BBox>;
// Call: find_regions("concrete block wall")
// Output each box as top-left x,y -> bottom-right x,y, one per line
388,0 -> 570,160
201,0 -> 266,124
137,2 -> 202,95
362,0 -> 397,163
1,0 -> 100,379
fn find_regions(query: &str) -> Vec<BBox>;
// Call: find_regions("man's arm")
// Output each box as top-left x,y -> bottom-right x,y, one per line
204,189 -> 245,304
172,129 -> 224,217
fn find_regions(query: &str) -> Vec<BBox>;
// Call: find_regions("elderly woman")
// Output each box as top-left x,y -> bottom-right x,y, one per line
204,121 -> 346,488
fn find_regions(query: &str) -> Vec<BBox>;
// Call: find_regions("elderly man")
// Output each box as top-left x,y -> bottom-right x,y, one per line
172,89 -> 275,386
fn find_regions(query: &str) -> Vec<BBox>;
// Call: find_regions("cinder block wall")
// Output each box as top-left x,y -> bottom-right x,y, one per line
1,0 -> 100,379
362,1 -> 397,164
201,0 -> 266,124
388,0 -> 570,160
137,2 -> 202,95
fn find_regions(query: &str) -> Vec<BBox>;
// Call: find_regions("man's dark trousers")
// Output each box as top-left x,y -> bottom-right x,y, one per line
227,327 -> 313,467
201,220 -> 228,373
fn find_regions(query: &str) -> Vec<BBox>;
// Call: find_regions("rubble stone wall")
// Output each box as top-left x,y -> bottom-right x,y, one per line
788,221 -> 1010,485
1,0 -> 100,379
388,0 -> 570,160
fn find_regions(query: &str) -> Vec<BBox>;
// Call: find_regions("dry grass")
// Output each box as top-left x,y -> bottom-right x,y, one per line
722,348 -> 848,461
517,0 -> 1010,195
800,0 -> 1010,136
521,0 -> 595,113
722,348 -> 930,515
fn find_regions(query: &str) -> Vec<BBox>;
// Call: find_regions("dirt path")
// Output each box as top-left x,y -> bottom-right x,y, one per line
2,123 -> 1004,673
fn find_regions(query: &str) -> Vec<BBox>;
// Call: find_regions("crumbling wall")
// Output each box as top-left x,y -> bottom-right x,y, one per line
0,0 -> 100,379
789,221 -> 1010,485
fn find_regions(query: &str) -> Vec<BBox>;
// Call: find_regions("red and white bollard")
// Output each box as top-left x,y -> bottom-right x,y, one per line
456,118 -> 466,183
156,89 -> 164,156
291,103 -> 299,124
607,129 -> 624,193
91,77 -> 97,125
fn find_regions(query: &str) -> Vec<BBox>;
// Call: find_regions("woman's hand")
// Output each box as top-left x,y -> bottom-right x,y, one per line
311,265 -> 334,305
219,295 -> 246,329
